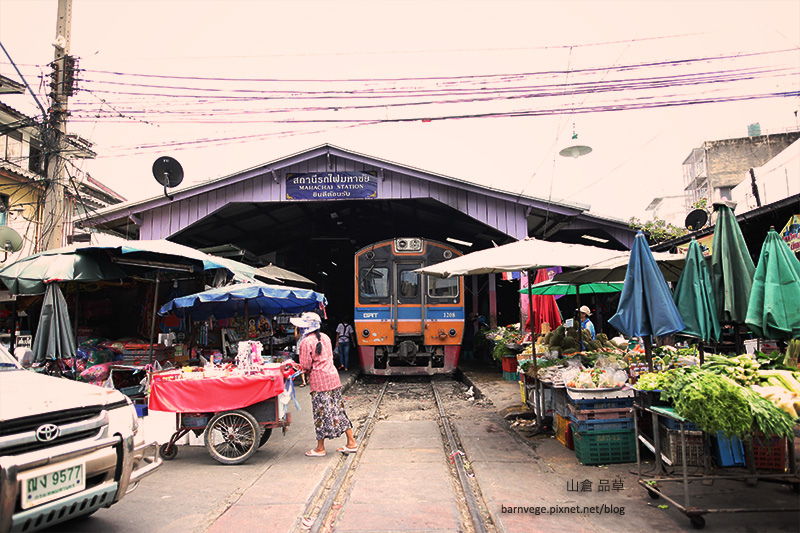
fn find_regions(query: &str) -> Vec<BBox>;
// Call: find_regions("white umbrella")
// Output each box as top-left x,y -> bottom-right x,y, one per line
415,237 -> 623,278
553,251 -> 686,283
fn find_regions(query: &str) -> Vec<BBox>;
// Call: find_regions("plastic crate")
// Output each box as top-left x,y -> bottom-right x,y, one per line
568,389 -> 634,411
569,415 -> 635,433
503,371 -> 519,381
519,381 -> 526,404
749,434 -> 787,471
659,415 -> 700,432
553,387 -> 568,417
501,356 -> 518,372
633,388 -> 670,409
134,404 -> 148,417
568,404 -> 633,420
555,413 -> 572,449
712,432 -> 745,467
572,426 -> 636,465
658,423 -> 705,466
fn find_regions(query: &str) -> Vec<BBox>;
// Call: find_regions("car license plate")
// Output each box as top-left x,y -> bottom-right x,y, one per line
19,460 -> 86,509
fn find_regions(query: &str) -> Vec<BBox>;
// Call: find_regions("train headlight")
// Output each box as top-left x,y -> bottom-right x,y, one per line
362,328 -> 370,337
448,328 -> 457,337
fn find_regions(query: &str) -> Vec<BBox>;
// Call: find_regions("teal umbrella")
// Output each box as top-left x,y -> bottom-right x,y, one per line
609,232 -> 685,371
673,239 -> 721,344
745,228 -> 800,340
710,204 -> 756,324
520,280 -> 623,296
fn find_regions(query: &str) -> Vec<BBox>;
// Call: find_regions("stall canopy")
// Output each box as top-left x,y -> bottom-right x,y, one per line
256,264 -> 315,285
0,239 -> 258,295
673,239 -> 721,344
745,227 -> 800,340
415,237 -> 623,278
521,281 -> 624,296
158,282 -> 327,321
553,251 -> 686,284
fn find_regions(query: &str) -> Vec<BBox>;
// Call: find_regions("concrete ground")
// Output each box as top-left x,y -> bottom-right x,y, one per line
137,366 -> 799,532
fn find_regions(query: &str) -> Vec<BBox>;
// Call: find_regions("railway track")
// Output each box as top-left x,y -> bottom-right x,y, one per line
295,376 -> 494,533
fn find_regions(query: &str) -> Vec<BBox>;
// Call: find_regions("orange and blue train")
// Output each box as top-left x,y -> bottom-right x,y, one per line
354,237 -> 464,375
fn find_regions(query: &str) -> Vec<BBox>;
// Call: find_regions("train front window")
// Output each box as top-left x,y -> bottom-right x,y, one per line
399,270 -> 418,298
360,267 -> 389,297
429,277 -> 458,298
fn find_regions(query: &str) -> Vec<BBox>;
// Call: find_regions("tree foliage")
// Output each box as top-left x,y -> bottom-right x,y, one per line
629,216 -> 687,243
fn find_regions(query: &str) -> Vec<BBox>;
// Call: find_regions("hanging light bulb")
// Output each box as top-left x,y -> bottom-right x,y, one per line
559,126 -> 593,158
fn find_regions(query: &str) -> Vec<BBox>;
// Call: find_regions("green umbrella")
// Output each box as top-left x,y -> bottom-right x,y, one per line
519,280 -> 623,296
0,248 -> 128,295
31,283 -> 77,363
710,204 -> 756,324
673,239 -> 721,343
745,228 -> 800,340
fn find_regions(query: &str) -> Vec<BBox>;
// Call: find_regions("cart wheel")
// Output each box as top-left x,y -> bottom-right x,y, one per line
689,515 -> 706,530
646,488 -> 660,500
204,410 -> 261,465
258,428 -> 273,448
159,443 -> 178,460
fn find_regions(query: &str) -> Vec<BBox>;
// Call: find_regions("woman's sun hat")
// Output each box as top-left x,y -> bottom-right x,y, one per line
290,311 -> 322,332
577,305 -> 592,316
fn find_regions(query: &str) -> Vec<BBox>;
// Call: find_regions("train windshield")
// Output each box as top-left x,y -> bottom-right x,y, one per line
428,277 -> 459,298
398,270 -> 419,298
359,267 -> 389,297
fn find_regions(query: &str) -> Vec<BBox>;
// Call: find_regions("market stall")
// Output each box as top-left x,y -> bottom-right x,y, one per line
150,281 -> 327,464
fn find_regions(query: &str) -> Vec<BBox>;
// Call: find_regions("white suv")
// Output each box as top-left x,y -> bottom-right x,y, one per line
0,346 -> 161,532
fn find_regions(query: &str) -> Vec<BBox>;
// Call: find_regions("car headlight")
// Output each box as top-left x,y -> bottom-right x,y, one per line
107,396 -> 139,437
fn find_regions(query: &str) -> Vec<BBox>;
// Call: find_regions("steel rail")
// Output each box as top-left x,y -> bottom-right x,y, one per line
301,380 -> 389,533
431,380 -> 489,533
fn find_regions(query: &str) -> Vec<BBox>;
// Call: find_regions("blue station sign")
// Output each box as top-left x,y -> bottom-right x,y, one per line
286,171 -> 378,200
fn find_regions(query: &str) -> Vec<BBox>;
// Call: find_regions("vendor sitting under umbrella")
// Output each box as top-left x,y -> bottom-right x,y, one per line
578,305 -> 596,340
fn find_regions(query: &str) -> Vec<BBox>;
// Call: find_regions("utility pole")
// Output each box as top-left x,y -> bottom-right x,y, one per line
40,0 -> 72,251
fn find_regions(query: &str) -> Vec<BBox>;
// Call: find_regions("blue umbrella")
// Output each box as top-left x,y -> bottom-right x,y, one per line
609,232 -> 685,370
158,282 -> 327,321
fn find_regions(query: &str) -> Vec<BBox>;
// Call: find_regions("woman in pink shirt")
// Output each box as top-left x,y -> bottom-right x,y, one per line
291,312 -> 358,457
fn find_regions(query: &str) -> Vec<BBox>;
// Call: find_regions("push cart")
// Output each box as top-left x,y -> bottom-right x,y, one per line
633,395 -> 799,529
149,363 -> 299,465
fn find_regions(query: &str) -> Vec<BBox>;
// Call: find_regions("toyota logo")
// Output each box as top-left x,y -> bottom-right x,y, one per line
35,424 -> 60,442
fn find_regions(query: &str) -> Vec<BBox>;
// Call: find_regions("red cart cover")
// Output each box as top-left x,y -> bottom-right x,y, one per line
149,371 -> 285,413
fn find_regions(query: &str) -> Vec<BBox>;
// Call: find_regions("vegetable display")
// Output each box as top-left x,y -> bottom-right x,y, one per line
662,367 -> 795,439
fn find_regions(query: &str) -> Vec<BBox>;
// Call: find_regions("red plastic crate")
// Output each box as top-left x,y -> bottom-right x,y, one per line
501,356 -> 518,372
749,434 -> 788,471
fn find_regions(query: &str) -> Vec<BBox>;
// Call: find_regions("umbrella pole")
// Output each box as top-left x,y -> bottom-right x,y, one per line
526,269 -> 542,430
149,272 -> 161,366
73,286 -> 79,379
698,342 -> 705,365
644,336 -> 653,372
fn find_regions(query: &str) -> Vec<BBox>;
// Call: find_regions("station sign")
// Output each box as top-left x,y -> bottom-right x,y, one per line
285,171 -> 378,200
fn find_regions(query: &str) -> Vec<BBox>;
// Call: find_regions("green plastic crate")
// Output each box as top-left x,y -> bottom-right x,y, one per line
572,426 -> 637,465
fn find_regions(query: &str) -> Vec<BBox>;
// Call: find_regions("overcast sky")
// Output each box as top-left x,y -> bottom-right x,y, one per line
1,0 -> 799,225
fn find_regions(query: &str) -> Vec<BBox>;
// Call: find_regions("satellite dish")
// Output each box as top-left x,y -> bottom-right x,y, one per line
685,209 -> 709,231
0,226 -> 23,261
152,156 -> 184,200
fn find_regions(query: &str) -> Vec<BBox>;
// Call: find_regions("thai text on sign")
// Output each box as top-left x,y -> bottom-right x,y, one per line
286,171 -> 378,200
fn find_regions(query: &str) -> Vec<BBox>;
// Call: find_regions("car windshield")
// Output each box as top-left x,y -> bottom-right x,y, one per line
0,344 -> 21,371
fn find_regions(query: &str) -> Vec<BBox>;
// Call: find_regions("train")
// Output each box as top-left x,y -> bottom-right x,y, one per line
354,237 -> 465,375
